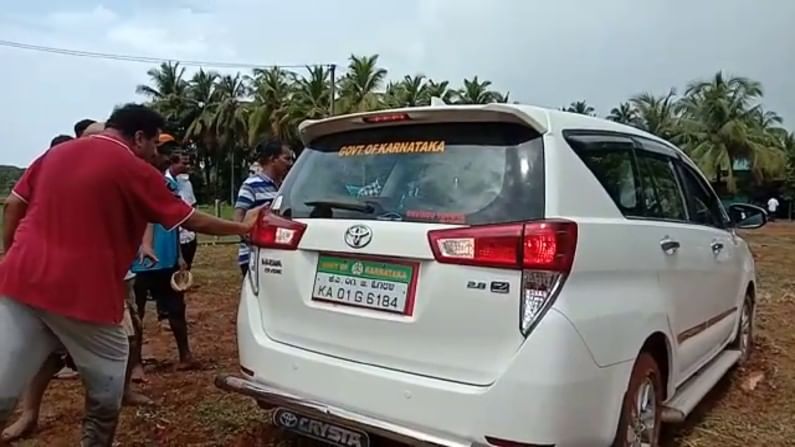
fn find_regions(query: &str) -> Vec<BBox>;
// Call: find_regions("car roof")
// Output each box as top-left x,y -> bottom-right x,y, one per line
298,103 -> 677,151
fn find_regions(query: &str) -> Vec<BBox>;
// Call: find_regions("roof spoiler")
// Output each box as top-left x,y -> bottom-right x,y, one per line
298,104 -> 549,145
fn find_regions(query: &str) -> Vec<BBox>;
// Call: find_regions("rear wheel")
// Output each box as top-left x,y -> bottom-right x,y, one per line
613,353 -> 662,447
730,294 -> 754,365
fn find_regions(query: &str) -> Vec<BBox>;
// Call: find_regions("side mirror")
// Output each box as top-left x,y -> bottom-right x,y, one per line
728,203 -> 767,230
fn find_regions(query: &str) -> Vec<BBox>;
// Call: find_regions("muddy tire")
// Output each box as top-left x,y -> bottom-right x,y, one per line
613,352 -> 662,447
729,294 -> 754,366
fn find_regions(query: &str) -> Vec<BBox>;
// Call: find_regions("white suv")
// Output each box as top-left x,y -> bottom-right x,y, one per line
216,104 -> 767,447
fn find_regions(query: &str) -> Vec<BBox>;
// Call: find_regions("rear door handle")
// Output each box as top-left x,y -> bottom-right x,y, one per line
660,237 -> 680,254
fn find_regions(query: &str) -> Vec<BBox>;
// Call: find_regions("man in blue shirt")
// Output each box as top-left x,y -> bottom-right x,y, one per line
130,134 -> 196,370
234,138 -> 294,276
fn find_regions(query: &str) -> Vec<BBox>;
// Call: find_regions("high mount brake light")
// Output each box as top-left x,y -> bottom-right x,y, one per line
362,113 -> 411,124
250,211 -> 307,250
427,220 -> 577,272
428,220 -> 577,336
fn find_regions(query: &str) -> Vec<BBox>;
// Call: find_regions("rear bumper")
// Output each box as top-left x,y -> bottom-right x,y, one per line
223,282 -> 633,447
216,374 -> 469,446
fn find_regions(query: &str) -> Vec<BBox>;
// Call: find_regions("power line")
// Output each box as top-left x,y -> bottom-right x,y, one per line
0,39 -> 335,70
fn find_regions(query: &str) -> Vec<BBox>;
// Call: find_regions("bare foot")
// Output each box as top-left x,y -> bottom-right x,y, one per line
175,358 -> 201,371
123,391 -> 155,407
131,363 -> 148,384
141,344 -> 156,363
54,367 -> 78,380
1,411 -> 38,442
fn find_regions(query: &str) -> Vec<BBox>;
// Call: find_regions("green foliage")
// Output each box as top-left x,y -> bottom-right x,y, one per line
0,165 -> 24,196
134,54 -> 510,202
602,72 -> 791,196
780,132 -> 795,203
134,58 -> 791,202
563,100 -> 596,116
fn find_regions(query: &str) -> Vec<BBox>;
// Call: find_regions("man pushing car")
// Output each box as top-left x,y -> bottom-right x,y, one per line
0,104 -> 260,446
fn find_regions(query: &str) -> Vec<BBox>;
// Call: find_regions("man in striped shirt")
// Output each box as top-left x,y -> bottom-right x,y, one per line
234,138 -> 294,276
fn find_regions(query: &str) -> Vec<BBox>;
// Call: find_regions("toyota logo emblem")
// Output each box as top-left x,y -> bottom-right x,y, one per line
344,224 -> 373,249
277,410 -> 298,428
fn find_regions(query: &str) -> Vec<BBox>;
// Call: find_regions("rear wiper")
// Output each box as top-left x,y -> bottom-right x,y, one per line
304,199 -> 376,214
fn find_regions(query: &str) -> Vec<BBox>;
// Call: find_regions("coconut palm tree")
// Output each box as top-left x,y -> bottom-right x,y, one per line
630,89 -> 681,141
382,81 -> 406,109
208,74 -> 249,151
679,72 -> 785,191
607,102 -> 639,125
293,65 -> 332,120
382,75 -> 429,108
423,79 -> 453,104
136,61 -> 189,127
184,69 -> 219,145
339,54 -> 388,112
136,61 -> 188,100
247,67 -> 296,146
563,100 -> 596,116
454,76 -> 502,104
491,92 -> 511,103
399,75 -> 427,107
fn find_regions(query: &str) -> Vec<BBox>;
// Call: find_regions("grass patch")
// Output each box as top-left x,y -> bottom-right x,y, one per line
194,394 -> 264,443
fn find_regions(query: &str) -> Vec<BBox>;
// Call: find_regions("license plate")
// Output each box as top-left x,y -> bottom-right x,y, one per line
273,408 -> 371,447
312,255 -> 416,314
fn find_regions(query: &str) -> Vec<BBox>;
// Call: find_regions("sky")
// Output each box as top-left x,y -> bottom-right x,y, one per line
1,0 -> 794,167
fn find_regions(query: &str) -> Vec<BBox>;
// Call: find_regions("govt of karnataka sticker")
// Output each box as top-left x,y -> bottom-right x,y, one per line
317,256 -> 411,283
338,140 -> 445,157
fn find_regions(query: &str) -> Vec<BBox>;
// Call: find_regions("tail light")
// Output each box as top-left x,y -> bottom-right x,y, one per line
428,220 -> 577,336
250,211 -> 307,250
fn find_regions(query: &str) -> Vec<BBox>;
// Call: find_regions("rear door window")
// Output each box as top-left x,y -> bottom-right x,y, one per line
635,151 -> 688,221
676,162 -> 729,228
566,133 -> 643,217
277,122 -> 544,225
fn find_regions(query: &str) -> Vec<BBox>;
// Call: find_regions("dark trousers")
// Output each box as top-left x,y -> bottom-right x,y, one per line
181,239 -> 198,270
133,269 -> 186,322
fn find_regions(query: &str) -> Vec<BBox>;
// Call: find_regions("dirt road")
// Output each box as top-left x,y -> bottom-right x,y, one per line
7,224 -> 795,446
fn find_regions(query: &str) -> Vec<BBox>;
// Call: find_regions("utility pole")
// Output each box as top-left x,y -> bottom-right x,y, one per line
329,64 -> 337,116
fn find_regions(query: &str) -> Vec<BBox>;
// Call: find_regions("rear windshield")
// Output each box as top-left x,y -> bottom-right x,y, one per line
276,122 -> 544,225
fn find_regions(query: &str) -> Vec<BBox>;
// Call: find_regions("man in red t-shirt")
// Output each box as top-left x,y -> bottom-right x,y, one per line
0,104 -> 259,446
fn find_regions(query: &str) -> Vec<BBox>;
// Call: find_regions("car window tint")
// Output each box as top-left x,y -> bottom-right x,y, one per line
677,162 -> 727,228
566,134 -> 642,217
636,152 -> 687,221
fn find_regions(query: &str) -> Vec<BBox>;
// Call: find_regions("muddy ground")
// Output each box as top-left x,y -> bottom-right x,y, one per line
7,224 -> 795,446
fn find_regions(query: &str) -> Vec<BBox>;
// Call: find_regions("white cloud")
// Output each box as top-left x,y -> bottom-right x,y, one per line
47,4 -> 118,27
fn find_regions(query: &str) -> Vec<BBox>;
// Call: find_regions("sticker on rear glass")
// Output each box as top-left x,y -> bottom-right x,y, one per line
338,141 -> 445,157
406,210 -> 466,224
